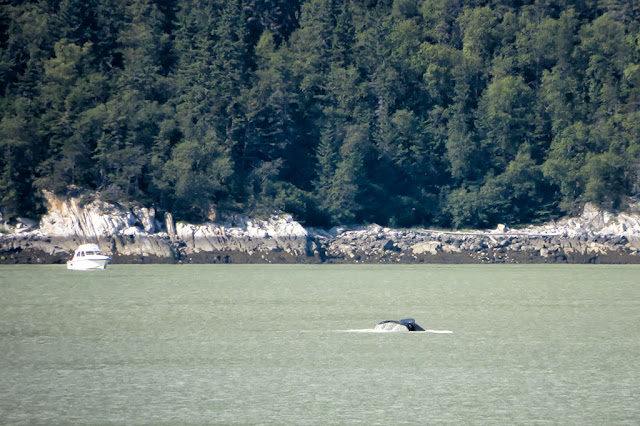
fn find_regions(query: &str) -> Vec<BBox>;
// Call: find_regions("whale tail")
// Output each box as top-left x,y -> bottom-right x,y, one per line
376,318 -> 425,332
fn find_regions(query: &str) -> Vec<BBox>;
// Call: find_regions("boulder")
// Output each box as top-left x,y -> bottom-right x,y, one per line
3,191 -> 640,264
411,241 -> 441,255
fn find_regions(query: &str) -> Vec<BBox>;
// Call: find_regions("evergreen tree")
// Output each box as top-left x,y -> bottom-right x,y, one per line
476,75 -> 535,174
36,40 -> 106,193
1,0 -> 640,229
168,0 -> 250,217
0,98 -> 40,219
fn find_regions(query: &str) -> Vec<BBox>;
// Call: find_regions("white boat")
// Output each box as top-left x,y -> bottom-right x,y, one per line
67,244 -> 111,270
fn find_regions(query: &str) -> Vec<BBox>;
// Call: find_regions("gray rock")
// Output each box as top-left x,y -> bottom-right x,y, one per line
3,193 -> 640,264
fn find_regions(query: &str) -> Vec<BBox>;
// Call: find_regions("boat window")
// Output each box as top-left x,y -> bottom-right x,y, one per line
86,251 -> 94,255
79,252 -> 84,257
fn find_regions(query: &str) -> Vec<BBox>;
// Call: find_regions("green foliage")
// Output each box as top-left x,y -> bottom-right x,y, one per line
477,75 -> 534,173
0,98 -> 39,219
581,152 -> 626,208
2,0 -> 640,229
163,131 -> 233,220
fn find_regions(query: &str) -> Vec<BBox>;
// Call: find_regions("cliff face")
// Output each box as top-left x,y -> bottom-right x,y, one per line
0,191 -> 313,264
1,191 -> 640,264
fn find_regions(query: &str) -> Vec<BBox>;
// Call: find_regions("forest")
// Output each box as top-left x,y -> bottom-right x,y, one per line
1,0 -> 639,229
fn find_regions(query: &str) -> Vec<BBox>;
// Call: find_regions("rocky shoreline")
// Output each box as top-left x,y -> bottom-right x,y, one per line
2,191 -> 640,265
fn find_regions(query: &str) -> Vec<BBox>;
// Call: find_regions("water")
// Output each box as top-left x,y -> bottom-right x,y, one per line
1,264 -> 638,425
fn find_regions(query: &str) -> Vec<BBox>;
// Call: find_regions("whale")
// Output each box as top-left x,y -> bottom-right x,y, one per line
376,318 -> 425,331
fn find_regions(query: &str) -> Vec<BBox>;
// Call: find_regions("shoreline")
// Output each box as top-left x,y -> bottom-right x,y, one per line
2,192 -> 640,265
2,231 -> 639,265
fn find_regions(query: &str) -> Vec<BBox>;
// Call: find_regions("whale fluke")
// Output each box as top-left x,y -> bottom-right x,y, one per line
376,318 -> 425,332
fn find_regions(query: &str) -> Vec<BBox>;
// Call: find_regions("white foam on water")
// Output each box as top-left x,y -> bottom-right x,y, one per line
374,322 -> 409,332
339,328 -> 453,334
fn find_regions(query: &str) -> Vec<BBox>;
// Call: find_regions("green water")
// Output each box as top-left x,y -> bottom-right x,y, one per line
1,264 -> 638,425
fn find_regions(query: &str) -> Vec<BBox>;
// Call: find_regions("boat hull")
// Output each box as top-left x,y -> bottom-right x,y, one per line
67,257 -> 110,270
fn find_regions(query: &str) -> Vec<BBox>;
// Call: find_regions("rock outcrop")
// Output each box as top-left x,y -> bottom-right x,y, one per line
2,191 -> 640,264
310,201 -> 640,264
0,190 -> 315,264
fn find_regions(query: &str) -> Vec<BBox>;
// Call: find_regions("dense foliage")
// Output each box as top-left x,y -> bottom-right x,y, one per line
1,0 -> 639,228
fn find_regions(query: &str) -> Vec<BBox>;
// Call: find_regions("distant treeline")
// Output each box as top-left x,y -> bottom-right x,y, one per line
1,0 -> 639,228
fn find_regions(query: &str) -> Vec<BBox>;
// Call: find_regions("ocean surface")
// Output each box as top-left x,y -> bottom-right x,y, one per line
1,264 -> 638,425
